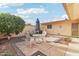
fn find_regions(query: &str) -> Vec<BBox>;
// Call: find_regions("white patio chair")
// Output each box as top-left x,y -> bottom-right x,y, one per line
41,31 -> 47,37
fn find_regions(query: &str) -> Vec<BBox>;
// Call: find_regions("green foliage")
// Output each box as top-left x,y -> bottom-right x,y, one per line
0,13 -> 25,36
0,52 -> 16,56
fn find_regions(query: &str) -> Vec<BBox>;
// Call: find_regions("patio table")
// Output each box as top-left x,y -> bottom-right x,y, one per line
32,34 -> 43,44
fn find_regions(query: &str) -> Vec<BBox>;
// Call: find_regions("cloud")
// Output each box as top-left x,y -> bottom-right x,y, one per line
11,13 -> 29,20
0,5 -> 9,8
53,14 -> 68,20
0,3 -> 9,8
16,8 -> 48,14
26,16 -> 29,18
40,5 -> 44,8
0,3 -> 24,8
24,19 -> 33,24
0,3 -> 24,6
42,14 -> 69,23
11,13 -> 32,24
0,3 -> 7,6
8,3 -> 24,7
61,14 -> 68,19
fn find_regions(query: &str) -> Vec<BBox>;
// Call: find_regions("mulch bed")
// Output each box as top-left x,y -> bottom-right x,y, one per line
0,43 -> 17,56
0,36 -> 26,56
0,36 -> 26,44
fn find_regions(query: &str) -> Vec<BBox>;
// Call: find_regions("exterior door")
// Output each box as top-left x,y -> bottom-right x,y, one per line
72,23 -> 78,36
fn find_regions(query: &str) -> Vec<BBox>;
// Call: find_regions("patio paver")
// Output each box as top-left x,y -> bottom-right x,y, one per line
13,37 -> 79,56
15,40 -> 67,56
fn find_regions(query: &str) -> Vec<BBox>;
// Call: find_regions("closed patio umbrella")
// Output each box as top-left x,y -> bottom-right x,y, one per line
35,18 -> 40,34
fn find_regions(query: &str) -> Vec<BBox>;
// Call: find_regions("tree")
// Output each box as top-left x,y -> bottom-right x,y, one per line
0,13 -> 25,37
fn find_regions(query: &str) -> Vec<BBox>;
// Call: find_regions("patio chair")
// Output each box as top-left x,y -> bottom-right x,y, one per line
41,30 -> 47,37
29,37 -> 36,48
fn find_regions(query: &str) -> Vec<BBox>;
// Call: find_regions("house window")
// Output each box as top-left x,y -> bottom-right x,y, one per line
47,25 -> 52,29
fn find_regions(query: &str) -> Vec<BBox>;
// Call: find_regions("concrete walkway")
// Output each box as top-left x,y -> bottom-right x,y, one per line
65,38 -> 79,56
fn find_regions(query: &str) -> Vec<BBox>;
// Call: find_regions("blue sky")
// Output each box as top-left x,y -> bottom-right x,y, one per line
0,3 -> 68,25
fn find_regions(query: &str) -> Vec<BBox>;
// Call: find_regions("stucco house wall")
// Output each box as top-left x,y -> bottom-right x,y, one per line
41,20 -> 79,36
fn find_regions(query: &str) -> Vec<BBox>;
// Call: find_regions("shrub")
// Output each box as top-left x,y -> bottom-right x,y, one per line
0,13 -> 25,36
64,37 -> 72,42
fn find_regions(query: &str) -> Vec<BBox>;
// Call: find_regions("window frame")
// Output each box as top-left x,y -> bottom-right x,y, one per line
47,24 -> 52,29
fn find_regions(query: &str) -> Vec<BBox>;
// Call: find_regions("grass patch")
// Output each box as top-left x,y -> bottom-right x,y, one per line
0,51 -> 16,56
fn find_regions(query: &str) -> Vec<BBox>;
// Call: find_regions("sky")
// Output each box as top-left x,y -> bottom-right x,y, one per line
0,3 -> 68,25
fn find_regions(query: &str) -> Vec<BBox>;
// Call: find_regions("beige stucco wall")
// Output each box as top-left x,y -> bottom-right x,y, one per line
51,21 -> 71,36
78,24 -> 79,36
41,20 -> 79,36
